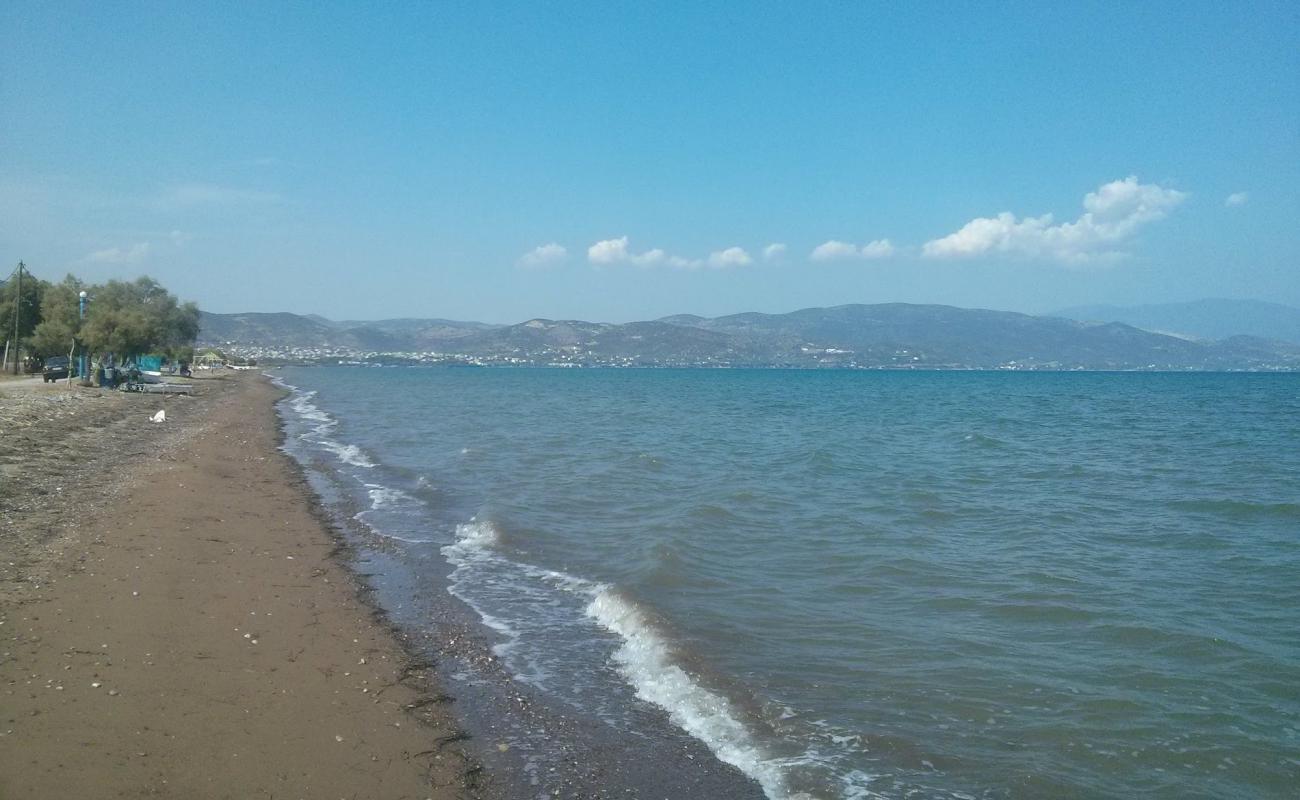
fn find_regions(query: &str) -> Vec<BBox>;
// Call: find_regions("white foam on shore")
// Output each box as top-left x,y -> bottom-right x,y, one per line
438,514 -> 821,798
583,587 -> 800,800
273,380 -> 370,468
448,518 -> 502,552
365,484 -> 411,509
319,438 -> 376,468
441,519 -> 525,663
273,377 -> 339,437
351,511 -> 436,544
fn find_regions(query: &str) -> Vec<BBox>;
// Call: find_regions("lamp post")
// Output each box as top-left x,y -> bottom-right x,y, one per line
78,290 -> 88,383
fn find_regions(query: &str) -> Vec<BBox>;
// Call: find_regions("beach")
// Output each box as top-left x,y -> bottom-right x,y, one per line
0,373 -> 474,798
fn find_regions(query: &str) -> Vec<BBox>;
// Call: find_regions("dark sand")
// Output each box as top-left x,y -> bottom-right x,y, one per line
0,374 -> 474,798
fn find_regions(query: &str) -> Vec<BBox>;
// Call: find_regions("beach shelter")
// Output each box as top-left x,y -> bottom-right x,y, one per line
196,349 -> 225,368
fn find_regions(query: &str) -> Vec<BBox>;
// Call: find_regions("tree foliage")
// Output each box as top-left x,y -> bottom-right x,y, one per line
1,268 -> 44,344
5,268 -> 199,362
80,277 -> 201,360
29,274 -> 84,358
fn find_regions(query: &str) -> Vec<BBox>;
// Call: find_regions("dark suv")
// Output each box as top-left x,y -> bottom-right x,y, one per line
42,356 -> 71,382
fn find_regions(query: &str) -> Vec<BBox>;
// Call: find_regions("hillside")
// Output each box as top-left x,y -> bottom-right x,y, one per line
1053,299 -> 1300,344
198,304 -> 1300,370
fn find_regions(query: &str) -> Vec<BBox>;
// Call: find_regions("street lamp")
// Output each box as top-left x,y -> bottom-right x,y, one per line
78,290 -> 88,383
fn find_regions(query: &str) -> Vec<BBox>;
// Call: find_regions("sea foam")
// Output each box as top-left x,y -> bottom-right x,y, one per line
443,515 -> 804,799
273,379 -> 369,466
318,438 -> 376,468
441,519 -> 526,664
584,586 -> 800,800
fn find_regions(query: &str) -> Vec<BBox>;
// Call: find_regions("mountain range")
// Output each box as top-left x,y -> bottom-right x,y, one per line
1053,299 -> 1300,344
198,301 -> 1300,370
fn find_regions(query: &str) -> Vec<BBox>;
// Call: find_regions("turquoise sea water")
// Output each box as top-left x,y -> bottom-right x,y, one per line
274,368 -> 1300,799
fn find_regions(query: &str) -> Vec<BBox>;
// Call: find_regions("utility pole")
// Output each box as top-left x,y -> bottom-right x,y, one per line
10,261 -> 22,375
79,290 -> 89,384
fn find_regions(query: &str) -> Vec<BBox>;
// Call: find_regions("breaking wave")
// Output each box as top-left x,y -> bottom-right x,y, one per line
271,375 -> 376,469
441,516 -> 824,800
584,586 -> 800,799
318,438 -> 376,468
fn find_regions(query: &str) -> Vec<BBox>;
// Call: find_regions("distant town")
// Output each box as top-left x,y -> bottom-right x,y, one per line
199,301 -> 1300,372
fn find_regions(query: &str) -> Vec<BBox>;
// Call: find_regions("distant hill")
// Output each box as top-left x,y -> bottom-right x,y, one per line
199,304 -> 1300,370
1053,299 -> 1300,345
198,312 -> 337,345
198,311 -> 493,350
656,303 -> 1300,369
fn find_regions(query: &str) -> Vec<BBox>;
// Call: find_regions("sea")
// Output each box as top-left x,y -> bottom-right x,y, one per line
270,367 -> 1299,800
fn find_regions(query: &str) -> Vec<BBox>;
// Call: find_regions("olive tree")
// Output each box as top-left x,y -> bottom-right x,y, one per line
28,275 -> 85,359
80,277 -> 201,362
1,270 -> 44,353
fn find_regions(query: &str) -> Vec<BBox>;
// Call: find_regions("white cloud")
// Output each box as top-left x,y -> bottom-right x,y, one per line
636,248 -> 667,266
707,247 -> 753,269
763,243 -> 787,261
588,237 -> 739,269
588,236 -> 628,264
85,242 -> 152,264
518,242 -> 568,268
922,176 -> 1187,263
152,182 -> 282,211
810,239 -> 894,261
859,239 -> 895,259
810,240 -> 860,261
1225,191 -> 1248,207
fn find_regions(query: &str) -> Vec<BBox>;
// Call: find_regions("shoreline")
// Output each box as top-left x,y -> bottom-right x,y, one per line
0,373 -> 476,798
272,368 -> 770,800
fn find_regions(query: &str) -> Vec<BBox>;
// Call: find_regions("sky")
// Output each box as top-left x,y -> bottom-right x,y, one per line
2,1 -> 1297,323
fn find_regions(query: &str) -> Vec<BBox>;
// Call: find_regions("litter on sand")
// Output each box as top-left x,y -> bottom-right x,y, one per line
151,410 -> 166,423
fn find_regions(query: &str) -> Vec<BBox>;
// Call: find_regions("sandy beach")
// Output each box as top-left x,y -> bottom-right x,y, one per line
0,373 -> 474,798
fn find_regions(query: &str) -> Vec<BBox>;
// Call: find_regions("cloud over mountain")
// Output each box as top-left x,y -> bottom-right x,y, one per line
587,237 -> 752,269
922,176 -> 1186,263
518,242 -> 568,268
810,239 -> 895,261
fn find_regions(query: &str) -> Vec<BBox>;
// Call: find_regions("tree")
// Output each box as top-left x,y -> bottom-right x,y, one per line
28,274 -> 84,359
158,300 -> 200,362
80,277 -> 201,362
1,267 -> 44,345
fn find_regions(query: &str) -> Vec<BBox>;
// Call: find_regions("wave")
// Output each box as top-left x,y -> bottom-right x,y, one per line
350,483 -> 435,544
288,390 -> 338,434
442,516 -> 825,800
364,483 -> 412,509
441,519 -> 529,670
318,438 -> 376,468
271,376 -> 372,467
585,586 -> 799,799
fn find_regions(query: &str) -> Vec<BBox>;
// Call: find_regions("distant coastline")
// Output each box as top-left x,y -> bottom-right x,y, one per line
199,301 -> 1300,372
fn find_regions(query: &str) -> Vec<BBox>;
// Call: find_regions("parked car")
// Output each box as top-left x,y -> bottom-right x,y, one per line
42,356 -> 71,382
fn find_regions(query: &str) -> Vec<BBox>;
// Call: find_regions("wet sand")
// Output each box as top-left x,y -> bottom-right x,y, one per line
0,374 -> 474,798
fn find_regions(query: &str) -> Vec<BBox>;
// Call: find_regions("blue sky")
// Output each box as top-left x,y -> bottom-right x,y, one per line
2,2 -> 1296,323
